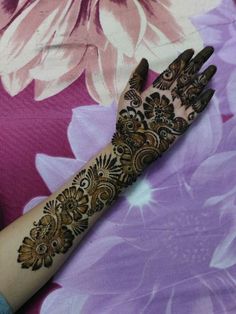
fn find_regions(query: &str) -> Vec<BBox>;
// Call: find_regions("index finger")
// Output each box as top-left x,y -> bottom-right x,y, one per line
152,48 -> 194,90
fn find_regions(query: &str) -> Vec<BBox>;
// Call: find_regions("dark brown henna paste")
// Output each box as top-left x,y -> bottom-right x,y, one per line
124,89 -> 142,108
17,49 -> 215,271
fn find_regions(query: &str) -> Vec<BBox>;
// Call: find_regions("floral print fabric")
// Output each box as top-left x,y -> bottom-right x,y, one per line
1,0 -> 236,313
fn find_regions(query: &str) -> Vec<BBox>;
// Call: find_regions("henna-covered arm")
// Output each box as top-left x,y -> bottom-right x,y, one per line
0,47 -> 216,312
0,143 -> 120,312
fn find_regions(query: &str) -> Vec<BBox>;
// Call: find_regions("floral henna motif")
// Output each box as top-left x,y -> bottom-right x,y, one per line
143,93 -> 188,134
73,154 -> 122,216
57,187 -> 88,224
17,205 -> 75,270
128,72 -> 144,90
153,49 -> 194,90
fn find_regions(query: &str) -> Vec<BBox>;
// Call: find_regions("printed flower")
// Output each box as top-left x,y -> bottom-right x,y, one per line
0,0 -> 29,29
56,186 -> 88,224
22,88 -> 236,313
0,0 -> 220,104
191,0 -> 236,115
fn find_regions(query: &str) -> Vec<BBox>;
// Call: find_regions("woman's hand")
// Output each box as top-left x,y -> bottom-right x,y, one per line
112,47 -> 216,185
0,47 -> 217,312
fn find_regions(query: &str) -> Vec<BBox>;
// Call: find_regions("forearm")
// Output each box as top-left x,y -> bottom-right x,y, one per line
0,142 -> 123,312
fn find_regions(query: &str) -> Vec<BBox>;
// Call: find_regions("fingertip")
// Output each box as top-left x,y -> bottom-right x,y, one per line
208,64 -> 217,73
136,58 -> 149,76
141,58 -> 148,66
206,46 -> 214,53
192,88 -> 215,113
206,88 -> 215,98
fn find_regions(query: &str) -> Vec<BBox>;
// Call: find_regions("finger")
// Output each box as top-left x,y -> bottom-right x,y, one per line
121,58 -> 149,110
175,65 -> 217,107
126,58 -> 149,93
152,48 -> 194,90
187,46 -> 214,74
177,47 -> 214,90
186,89 -> 215,122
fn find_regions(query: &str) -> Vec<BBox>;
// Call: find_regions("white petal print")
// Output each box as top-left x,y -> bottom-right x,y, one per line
98,42 -> 118,98
36,154 -> 85,192
210,207 -> 236,270
190,151 -> 236,269
0,0 -> 29,29
114,52 -> 136,101
34,57 -> 86,101
41,289 -> 88,314
136,23 -> 179,73
219,37 -> 236,65
191,295 -> 214,314
99,0 -> 146,57
68,102 -> 116,161
23,196 -> 47,214
0,0 -> 221,102
30,45 -> 86,82
30,0 -> 83,82
85,46 -> 117,105
0,0 -> 65,73
170,0 -> 221,16
1,54 -> 41,96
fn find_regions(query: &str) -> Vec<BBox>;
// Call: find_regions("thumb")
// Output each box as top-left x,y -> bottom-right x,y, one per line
123,58 -> 149,94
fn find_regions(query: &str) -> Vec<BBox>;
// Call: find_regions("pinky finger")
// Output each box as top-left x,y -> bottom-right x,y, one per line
187,89 -> 215,122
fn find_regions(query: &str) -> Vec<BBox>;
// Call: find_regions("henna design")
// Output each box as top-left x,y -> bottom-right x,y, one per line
124,89 -> 142,108
144,93 -> 188,135
153,49 -> 194,90
172,65 -> 217,108
128,59 -> 148,91
128,73 -> 143,90
18,201 -> 74,270
57,187 -> 88,224
17,155 -> 121,270
17,48 -> 216,271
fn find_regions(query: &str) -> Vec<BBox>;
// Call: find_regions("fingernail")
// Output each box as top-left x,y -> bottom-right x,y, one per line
135,58 -> 149,76
181,48 -> 195,61
209,64 -> 217,73
198,46 -> 215,62
204,65 -> 217,78
193,89 -> 215,113
206,46 -> 214,53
